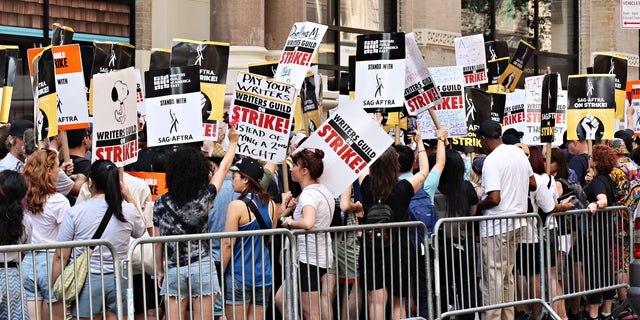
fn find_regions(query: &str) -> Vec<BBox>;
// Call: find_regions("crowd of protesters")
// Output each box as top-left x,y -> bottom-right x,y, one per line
0,113 -> 638,320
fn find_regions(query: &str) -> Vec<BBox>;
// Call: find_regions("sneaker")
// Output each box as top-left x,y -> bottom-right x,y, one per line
620,307 -> 640,320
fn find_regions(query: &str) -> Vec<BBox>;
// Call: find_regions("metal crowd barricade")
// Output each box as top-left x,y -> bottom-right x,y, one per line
125,229 -> 298,320
545,206 -> 632,310
291,221 -> 431,320
431,213 -> 559,320
0,240 -> 123,320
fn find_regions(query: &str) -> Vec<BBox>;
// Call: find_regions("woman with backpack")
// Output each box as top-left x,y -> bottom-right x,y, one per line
220,156 -> 276,320
275,148 -> 334,320
433,149 -> 479,320
356,126 -> 432,320
52,159 -> 146,318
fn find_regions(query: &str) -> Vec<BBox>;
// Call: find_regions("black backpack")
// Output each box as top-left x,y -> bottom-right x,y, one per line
557,177 -> 588,209
365,198 -> 394,247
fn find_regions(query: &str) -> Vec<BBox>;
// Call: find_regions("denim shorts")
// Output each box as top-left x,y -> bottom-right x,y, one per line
71,273 -> 128,318
161,256 -> 219,299
22,251 -> 57,302
224,273 -> 271,306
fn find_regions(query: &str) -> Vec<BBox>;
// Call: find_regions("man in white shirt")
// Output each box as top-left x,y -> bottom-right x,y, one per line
0,119 -> 32,172
476,120 -> 536,320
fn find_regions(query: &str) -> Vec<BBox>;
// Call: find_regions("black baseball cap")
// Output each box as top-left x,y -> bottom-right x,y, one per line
478,120 -> 502,139
9,119 -> 33,137
230,157 -> 263,183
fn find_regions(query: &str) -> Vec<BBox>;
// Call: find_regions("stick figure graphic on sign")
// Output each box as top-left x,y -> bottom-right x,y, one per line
108,48 -> 116,68
374,74 -> 384,98
586,79 -> 594,98
56,95 -> 63,114
195,44 -> 205,66
169,109 -> 179,134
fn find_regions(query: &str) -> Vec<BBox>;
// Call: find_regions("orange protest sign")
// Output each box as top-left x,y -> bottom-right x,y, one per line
126,171 -> 167,201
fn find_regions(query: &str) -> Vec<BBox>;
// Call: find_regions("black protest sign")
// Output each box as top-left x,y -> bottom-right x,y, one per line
593,53 -> 627,120
540,73 -> 560,143
149,48 -> 171,71
567,74 -> 615,140
497,40 -> 535,92
451,87 -> 491,153
89,41 -> 135,115
485,40 -> 509,85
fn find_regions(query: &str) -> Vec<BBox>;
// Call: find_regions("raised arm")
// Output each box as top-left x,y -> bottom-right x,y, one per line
210,126 -> 238,191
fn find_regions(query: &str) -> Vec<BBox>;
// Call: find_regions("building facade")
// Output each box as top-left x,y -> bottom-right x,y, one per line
0,0 -> 638,118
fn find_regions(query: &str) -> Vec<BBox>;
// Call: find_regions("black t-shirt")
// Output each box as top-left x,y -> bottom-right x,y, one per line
360,176 -> 414,222
584,173 -> 615,205
435,180 -> 478,218
70,155 -> 91,176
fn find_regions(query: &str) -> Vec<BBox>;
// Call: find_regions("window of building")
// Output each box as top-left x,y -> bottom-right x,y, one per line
0,0 -> 133,121
306,0 -> 397,90
462,0 -> 578,87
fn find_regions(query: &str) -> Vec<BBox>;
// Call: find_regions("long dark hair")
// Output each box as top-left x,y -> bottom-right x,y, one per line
165,147 -> 211,206
551,148 -> 569,179
369,146 -> 399,200
89,160 -> 126,222
237,173 -> 271,205
438,150 -> 468,216
0,170 -> 27,245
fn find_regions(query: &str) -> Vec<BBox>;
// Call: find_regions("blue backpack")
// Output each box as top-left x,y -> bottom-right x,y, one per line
408,188 -> 437,250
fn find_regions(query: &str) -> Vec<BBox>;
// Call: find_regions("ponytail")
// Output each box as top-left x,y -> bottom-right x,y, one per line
89,160 -> 126,222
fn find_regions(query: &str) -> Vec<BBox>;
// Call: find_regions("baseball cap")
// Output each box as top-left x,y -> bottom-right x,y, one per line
502,128 -> 523,145
608,138 -> 629,155
230,157 -> 263,182
477,120 -> 502,139
472,155 -> 486,174
9,119 -> 34,137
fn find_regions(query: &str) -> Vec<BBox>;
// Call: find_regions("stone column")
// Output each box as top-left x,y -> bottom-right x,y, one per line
211,0 -> 268,104
264,0 -> 306,59
135,0 -> 152,73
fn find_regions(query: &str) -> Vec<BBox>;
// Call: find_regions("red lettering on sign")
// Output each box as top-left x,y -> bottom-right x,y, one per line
317,123 -> 366,173
231,106 -> 289,134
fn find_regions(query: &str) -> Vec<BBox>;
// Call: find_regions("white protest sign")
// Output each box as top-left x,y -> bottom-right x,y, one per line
356,32 -> 406,113
502,89 -> 526,135
51,44 -> 89,130
145,65 -> 203,147
274,22 -> 328,91
91,67 -> 138,167
553,90 -> 568,146
230,72 -> 296,163
135,68 -> 146,123
454,34 -> 488,86
297,105 -> 393,196
418,66 -> 467,138
523,75 -> 545,145
404,33 -> 441,116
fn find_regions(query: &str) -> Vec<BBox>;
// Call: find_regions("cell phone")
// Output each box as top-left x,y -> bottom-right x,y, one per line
406,117 -> 417,136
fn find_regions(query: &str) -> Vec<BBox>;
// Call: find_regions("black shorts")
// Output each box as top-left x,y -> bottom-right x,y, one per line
298,262 -> 327,292
516,241 -> 557,276
133,273 -> 160,312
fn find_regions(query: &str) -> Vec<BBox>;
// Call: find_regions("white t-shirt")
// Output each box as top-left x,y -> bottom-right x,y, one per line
25,193 -> 70,245
294,183 -> 334,268
481,144 -> 533,237
522,173 -> 558,243
57,198 -> 145,273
